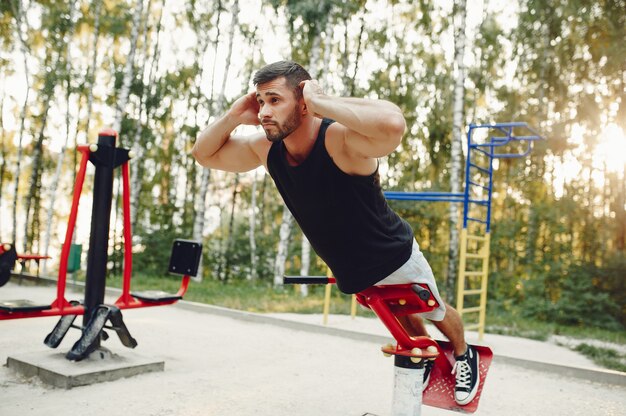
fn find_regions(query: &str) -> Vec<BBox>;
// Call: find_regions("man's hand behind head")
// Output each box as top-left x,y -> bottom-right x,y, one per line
300,80 -> 325,119
229,91 -> 261,126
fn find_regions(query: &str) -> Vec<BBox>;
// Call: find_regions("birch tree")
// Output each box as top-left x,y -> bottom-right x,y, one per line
42,0 -> 78,274
248,170 -> 259,280
112,0 -> 144,136
130,0 -> 164,228
82,0 -> 103,143
192,0 -> 226,280
445,0 -> 468,296
217,0 -> 241,282
9,0 -> 31,245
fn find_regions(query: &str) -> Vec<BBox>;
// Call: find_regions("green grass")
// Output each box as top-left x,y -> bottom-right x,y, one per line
573,343 -> 626,372
104,272 -> 368,315
485,307 -> 626,345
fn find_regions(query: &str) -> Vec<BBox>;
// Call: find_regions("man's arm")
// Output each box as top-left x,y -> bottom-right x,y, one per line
301,80 -> 406,159
192,91 -> 268,172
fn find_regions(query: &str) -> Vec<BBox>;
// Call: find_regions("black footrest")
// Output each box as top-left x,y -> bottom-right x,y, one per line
67,304 -> 137,361
44,301 -> 81,348
131,290 -> 182,303
0,299 -> 51,313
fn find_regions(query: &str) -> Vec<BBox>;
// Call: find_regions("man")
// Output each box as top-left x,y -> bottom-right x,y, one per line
192,60 -> 479,405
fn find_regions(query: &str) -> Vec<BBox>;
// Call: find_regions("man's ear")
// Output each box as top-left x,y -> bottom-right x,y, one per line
301,101 -> 308,116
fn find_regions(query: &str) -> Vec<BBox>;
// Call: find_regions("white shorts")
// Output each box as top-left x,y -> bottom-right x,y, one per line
375,239 -> 447,321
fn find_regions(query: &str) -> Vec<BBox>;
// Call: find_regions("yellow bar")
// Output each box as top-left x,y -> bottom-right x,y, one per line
351,295 -> 357,319
465,252 -> 488,259
462,289 -> 483,295
465,323 -> 481,331
477,232 -> 491,340
322,284 -> 331,325
463,271 -> 485,277
322,267 -> 332,325
456,228 -> 469,314
462,306 -> 482,313
466,234 -> 487,242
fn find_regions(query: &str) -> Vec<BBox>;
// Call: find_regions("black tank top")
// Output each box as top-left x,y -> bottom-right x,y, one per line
267,118 -> 413,294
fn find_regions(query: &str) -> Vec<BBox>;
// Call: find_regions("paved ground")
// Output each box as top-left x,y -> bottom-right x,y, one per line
1,282 -> 625,416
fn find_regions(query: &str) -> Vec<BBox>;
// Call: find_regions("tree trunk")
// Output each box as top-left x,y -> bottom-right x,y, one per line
446,0 -> 467,298
22,89 -> 53,253
273,204 -> 294,287
0,87 -> 7,237
112,0 -> 144,136
42,0 -> 78,274
130,0 -> 163,228
10,0 -> 31,245
82,0 -> 103,143
221,173 -> 240,281
248,170 -> 258,280
191,1 -> 226,280
198,0 -> 240,280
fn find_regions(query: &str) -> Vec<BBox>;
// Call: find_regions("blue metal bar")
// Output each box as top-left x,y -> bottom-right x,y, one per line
462,126 -> 475,229
469,162 -> 490,174
468,199 -> 489,205
466,216 -> 488,224
384,194 -> 465,203
389,121 -> 542,235
485,139 -> 495,232
468,180 -> 489,190
384,191 -> 464,197
471,147 -> 493,157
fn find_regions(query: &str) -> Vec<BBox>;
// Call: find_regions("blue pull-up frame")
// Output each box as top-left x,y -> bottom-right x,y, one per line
384,122 -> 543,232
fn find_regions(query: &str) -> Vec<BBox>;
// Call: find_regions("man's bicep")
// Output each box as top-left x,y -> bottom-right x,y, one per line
340,125 -> 398,159
208,133 -> 267,172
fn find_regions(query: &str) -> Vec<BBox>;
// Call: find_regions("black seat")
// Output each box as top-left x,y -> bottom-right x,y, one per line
130,290 -> 183,303
130,239 -> 202,303
0,299 -> 52,313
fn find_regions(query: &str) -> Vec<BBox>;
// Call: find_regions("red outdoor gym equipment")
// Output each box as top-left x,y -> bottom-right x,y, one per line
284,276 -> 493,415
0,129 -> 201,361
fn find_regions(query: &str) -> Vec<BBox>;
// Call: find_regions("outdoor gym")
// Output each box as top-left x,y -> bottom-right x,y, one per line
2,1 -> 625,416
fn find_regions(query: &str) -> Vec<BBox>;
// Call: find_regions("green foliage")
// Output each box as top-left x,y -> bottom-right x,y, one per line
520,262 -> 623,331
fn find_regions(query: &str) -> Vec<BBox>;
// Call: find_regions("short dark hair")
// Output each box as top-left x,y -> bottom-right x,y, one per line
253,60 -> 311,99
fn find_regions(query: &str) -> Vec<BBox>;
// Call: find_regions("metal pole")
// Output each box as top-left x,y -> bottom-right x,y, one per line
391,355 -> 424,416
82,129 -> 118,342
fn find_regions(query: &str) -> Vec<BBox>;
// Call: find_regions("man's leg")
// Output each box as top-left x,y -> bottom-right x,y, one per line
401,302 -> 480,406
400,302 -> 467,356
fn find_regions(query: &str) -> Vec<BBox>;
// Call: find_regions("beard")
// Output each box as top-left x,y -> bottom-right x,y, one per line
263,105 -> 302,143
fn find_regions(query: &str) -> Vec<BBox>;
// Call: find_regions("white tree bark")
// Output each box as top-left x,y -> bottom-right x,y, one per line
10,0 -> 31,245
192,0 -> 239,280
42,0 -> 78,275
83,0 -> 103,143
130,0 -> 163,228
112,0 -> 144,135
273,204 -> 294,287
446,0 -> 468,296
248,170 -> 258,280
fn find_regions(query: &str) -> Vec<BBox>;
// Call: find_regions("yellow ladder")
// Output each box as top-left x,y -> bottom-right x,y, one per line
456,228 -> 491,340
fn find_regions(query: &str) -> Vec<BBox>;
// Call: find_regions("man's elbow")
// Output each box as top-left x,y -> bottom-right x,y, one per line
386,113 -> 406,147
191,141 -> 211,167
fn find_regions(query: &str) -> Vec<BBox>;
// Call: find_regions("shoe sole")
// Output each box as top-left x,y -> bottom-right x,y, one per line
455,351 -> 480,406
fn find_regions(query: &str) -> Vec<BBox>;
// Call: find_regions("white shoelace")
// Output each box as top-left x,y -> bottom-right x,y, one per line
452,360 -> 471,389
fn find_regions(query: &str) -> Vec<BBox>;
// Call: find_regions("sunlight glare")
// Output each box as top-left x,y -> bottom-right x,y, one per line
595,123 -> 626,173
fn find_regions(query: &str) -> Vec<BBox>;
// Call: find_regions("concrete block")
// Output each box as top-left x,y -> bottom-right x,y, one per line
6,348 -> 164,389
